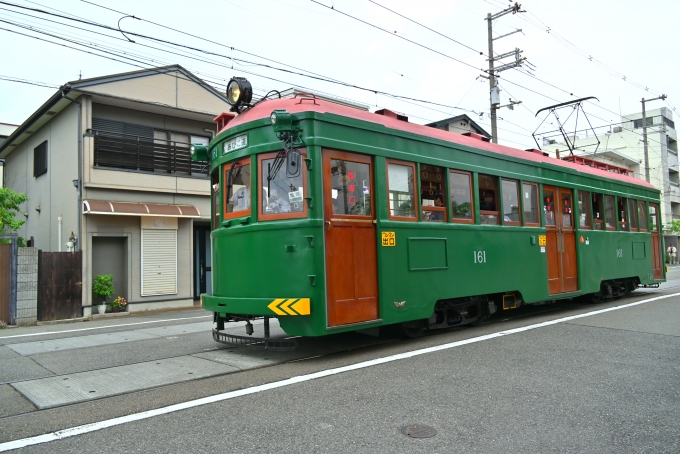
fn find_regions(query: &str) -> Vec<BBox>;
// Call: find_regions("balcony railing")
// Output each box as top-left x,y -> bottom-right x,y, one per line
92,130 -> 208,177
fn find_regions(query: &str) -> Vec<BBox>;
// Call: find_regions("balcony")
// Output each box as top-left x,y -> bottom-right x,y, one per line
92,130 -> 208,177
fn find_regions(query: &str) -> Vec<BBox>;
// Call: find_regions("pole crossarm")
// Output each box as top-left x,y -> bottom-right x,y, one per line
493,29 -> 522,41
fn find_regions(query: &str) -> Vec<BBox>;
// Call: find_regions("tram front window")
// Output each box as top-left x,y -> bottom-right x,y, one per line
261,155 -> 305,214
224,160 -> 251,217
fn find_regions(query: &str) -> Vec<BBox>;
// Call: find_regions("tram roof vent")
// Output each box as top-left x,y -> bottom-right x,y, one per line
374,108 -> 408,122
525,148 -> 549,157
462,132 -> 490,142
214,112 -> 237,132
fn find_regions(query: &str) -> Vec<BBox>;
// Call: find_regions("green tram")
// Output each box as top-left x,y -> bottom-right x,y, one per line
191,78 -> 665,348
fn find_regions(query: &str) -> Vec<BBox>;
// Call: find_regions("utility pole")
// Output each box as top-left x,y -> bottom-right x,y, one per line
641,94 -> 667,183
485,2 -> 525,143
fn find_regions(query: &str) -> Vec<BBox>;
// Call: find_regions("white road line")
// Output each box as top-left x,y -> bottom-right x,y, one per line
0,315 -> 211,340
1,292 -> 678,452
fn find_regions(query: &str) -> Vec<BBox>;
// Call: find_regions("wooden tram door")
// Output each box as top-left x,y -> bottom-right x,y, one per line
323,150 -> 379,326
544,186 -> 579,294
650,203 -> 663,279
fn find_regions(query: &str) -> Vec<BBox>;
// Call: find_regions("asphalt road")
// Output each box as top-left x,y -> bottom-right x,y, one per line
1,270 -> 680,453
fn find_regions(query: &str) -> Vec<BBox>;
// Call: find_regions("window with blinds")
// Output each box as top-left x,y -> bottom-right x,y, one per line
141,229 -> 177,295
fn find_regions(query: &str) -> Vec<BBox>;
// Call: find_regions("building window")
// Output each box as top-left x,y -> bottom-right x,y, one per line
663,117 -> 675,130
633,117 -> 653,129
34,140 -> 47,177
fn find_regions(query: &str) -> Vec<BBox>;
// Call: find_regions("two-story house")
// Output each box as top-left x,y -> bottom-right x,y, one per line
0,65 -> 231,315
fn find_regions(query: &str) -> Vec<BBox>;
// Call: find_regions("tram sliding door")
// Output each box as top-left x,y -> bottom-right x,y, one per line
544,186 -> 579,294
323,150 -> 379,327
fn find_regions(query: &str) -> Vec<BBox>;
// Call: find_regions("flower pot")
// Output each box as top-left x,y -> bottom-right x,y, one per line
98,304 -> 107,315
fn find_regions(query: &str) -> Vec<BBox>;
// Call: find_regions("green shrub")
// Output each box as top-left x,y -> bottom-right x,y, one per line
93,274 -> 114,304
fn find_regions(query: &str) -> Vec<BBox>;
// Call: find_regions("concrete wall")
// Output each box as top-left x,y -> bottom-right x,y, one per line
4,103 -> 80,252
16,247 -> 38,326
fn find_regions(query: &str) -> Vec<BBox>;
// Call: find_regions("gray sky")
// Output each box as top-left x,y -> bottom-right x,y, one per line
1,0 -> 678,150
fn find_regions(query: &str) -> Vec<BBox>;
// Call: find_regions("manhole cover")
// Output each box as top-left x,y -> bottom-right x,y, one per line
400,425 -> 436,438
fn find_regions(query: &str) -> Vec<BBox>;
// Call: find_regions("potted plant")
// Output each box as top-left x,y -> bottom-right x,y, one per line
93,274 -> 114,315
109,296 -> 127,313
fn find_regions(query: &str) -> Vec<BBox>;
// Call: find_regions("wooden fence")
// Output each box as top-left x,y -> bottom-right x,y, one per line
38,251 -> 82,321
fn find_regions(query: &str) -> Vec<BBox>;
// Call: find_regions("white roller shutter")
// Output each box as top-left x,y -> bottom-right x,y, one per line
141,229 -> 177,295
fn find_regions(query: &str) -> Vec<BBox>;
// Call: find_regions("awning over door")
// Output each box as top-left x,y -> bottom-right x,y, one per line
83,200 -> 200,218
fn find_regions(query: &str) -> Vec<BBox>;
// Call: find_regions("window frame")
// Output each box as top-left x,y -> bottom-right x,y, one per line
211,170 -> 220,230
637,200 -> 648,232
222,157 -> 252,221
501,178 -> 522,226
449,169 -> 474,224
385,159 -> 418,222
578,190 -> 592,229
521,182 -> 541,227
649,203 -> 659,232
33,140 -> 48,177
604,195 -> 616,231
628,198 -> 639,232
478,173 -> 500,225
592,193 -> 605,231
617,196 -> 629,231
257,151 -> 309,222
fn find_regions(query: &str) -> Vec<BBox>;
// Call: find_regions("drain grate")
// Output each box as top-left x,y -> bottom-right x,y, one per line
400,425 -> 437,438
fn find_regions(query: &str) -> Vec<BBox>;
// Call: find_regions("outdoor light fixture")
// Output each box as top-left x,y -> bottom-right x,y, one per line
270,109 -> 294,136
72,179 -> 79,188
190,144 -> 209,162
226,77 -> 252,113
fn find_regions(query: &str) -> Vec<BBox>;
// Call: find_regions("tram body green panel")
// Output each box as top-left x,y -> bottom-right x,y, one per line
209,221 -> 328,336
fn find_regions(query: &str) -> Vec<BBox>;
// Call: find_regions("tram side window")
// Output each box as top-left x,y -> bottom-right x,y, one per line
617,197 -> 629,230
420,164 -> 446,222
650,204 -> 659,232
638,200 -> 648,231
628,199 -> 638,231
212,171 -> 220,229
578,191 -> 592,228
450,170 -> 473,222
330,158 -> 372,216
223,159 -> 251,218
479,173 -> 499,224
501,179 -> 521,225
387,161 -> 416,220
522,183 -> 540,226
592,193 -> 604,230
259,152 -> 307,220
604,195 -> 616,230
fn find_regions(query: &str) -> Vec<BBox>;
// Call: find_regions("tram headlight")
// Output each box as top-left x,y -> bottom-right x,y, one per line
226,77 -> 253,112
271,109 -> 293,135
190,144 -> 209,162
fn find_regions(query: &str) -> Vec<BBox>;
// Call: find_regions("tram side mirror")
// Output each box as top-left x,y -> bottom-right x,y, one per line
286,149 -> 301,178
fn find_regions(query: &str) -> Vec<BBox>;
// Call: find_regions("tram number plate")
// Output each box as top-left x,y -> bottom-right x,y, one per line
538,235 -> 546,246
473,251 -> 487,263
381,232 -> 396,247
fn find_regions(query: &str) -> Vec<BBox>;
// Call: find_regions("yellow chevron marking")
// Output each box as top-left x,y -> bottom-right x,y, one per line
268,298 -> 287,316
291,298 -> 310,315
280,299 -> 298,316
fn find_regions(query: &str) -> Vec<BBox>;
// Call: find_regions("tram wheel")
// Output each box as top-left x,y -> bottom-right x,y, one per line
399,320 -> 427,338
589,293 -> 604,304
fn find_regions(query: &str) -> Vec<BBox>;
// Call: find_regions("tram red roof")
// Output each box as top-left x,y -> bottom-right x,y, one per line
222,97 -> 655,190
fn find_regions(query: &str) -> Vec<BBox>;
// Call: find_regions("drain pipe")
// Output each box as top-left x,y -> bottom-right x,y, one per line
58,215 -> 62,252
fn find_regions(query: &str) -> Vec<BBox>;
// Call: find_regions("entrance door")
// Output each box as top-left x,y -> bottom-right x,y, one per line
323,150 -> 379,326
544,186 -> 579,294
194,225 -> 212,298
649,203 -> 663,279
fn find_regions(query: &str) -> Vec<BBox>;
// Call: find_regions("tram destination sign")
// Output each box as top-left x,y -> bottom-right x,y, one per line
223,134 -> 248,154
